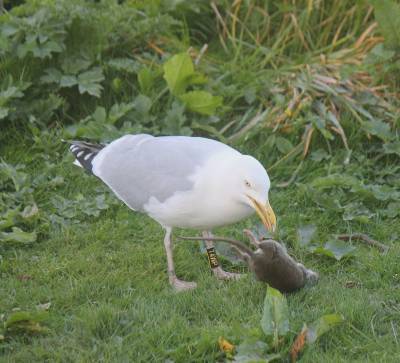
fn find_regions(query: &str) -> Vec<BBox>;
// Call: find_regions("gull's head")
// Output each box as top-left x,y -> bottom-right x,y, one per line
234,155 -> 277,232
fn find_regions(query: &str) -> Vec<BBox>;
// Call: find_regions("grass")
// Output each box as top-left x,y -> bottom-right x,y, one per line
1,133 -> 399,362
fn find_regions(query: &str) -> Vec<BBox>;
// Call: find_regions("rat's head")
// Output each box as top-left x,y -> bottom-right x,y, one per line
230,155 -> 276,232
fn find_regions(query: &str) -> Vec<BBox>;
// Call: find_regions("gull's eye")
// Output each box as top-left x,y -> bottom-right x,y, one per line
245,180 -> 251,187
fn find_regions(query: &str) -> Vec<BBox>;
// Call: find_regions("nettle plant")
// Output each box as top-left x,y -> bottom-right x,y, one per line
0,1 -> 177,130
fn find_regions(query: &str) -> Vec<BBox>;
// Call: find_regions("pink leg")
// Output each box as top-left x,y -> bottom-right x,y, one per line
164,227 -> 197,292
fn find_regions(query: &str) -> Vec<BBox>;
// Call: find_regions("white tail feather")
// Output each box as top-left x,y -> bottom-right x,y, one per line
73,159 -> 83,168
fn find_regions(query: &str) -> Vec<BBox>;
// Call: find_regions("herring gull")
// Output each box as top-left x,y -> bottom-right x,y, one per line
68,134 -> 276,291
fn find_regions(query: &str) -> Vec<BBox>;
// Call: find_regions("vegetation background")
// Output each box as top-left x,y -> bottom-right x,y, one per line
0,0 -> 399,362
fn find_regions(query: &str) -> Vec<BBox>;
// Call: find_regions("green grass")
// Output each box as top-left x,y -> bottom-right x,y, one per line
1,138 -> 399,362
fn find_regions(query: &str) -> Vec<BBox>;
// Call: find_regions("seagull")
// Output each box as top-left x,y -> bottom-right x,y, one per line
68,134 -> 276,291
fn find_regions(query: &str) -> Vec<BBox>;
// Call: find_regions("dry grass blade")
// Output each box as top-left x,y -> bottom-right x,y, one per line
290,13 -> 310,51
269,141 -> 304,171
211,2 -> 230,46
272,88 -> 302,131
302,125 -> 315,158
277,161 -> 304,188
228,109 -> 269,142
354,22 -> 378,49
194,44 -> 208,66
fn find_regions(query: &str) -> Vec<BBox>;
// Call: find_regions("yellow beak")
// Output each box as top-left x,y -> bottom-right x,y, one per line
249,197 -> 277,232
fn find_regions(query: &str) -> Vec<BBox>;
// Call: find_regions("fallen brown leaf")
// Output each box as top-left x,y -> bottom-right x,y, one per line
290,325 -> 308,363
218,336 -> 235,354
17,274 -> 33,281
345,281 -> 361,288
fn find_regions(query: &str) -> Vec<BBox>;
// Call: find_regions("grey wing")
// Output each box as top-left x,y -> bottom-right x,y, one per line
91,134 -> 228,211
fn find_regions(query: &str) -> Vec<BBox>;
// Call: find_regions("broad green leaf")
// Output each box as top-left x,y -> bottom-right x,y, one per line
0,227 -> 37,244
17,41 -> 36,59
186,72 -> 208,85
297,225 -> 317,247
306,314 -> 344,344
60,75 -> 78,88
50,192 -> 113,223
234,339 -> 269,360
0,161 -> 29,192
163,52 -> 194,95
309,240 -> 356,260
275,136 -> 294,154
108,58 -> 139,73
95,194 -> 109,210
32,40 -> 64,59
310,149 -> 330,162
365,184 -> 400,201
362,120 -> 394,141
138,67 -> 155,94
312,116 -> 334,140
162,101 -> 188,135
92,107 -> 107,123
234,354 -> 281,363
133,94 -> 151,116
0,208 -> 20,230
61,57 -> 92,75
342,203 -> 375,223
77,68 -> 105,98
364,44 -> 396,64
318,127 -> 334,141
371,0 -> 400,49
382,202 -> 400,218
0,107 -> 9,120
112,77 -> 122,92
108,102 -> 135,124
261,287 -> 290,345
234,339 -> 280,362
5,311 -> 49,335
311,175 -> 359,189
383,141 -> 400,156
350,183 -> 400,202
244,87 -> 257,105
2,23 -> 19,37
179,90 -> 222,115
308,190 -> 343,211
6,311 -> 46,326
264,135 -> 276,150
40,68 -> 62,84
0,86 -> 24,100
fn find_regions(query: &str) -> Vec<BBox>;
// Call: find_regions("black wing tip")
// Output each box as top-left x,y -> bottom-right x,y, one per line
68,140 -> 105,174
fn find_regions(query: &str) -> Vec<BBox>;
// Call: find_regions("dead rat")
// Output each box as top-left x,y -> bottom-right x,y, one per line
180,230 -> 318,293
